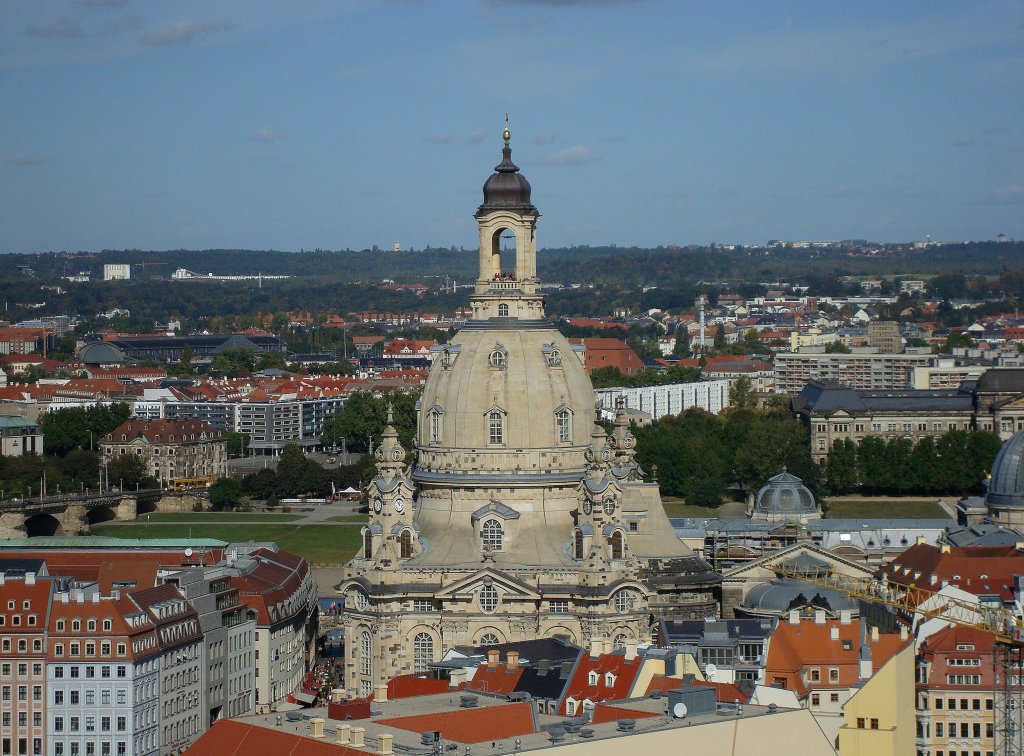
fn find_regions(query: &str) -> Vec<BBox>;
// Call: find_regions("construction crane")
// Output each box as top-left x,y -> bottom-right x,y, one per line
773,562 -> 1024,755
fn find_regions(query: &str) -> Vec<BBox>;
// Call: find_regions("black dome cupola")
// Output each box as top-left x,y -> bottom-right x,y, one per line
477,115 -> 538,217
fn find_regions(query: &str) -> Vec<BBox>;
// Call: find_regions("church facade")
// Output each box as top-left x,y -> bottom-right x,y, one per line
337,123 -> 719,696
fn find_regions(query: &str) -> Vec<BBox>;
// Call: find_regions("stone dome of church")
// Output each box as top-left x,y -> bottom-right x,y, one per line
751,468 -> 819,522
739,577 -> 859,619
477,121 -> 537,216
987,428 -> 1024,511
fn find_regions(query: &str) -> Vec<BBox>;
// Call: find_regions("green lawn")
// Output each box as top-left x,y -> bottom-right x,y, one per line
825,499 -> 951,519
135,512 -> 304,523
91,522 -> 363,564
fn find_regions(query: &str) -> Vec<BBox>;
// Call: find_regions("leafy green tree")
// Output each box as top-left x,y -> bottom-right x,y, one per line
824,439 -> 857,494
179,344 -> 193,376
105,453 -> 155,489
671,325 -> 691,357
208,477 -> 244,511
883,437 -> 914,494
41,403 -> 132,456
909,436 -> 942,495
729,377 -> 755,410
733,415 -> 816,494
856,436 -> 889,494
224,431 -> 250,458
321,391 -> 418,452
712,326 -> 727,351
825,340 -> 852,354
210,348 -> 259,378
939,333 -> 974,353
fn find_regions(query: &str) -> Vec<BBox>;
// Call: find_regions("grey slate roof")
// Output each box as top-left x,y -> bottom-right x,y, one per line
793,379 -> 972,416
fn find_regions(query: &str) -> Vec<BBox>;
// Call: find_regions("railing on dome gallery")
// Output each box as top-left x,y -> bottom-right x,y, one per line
489,279 -> 521,290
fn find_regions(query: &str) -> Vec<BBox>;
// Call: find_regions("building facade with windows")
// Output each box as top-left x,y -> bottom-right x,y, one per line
338,126 -> 719,697
774,351 -> 934,394
0,563 -> 50,756
99,419 -> 226,485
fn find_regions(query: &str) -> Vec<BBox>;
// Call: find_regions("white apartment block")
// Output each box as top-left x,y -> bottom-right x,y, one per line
594,379 -> 730,421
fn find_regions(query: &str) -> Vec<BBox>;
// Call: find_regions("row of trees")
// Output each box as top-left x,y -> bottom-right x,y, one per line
41,403 -> 132,456
824,431 -> 1001,496
633,407 -> 819,507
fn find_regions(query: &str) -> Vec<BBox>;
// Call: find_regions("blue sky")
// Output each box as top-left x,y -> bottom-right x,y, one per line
0,0 -> 1021,253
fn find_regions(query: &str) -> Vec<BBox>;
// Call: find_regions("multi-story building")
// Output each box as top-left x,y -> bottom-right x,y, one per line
915,625 -> 1005,756
0,562 -> 50,756
227,549 -> 317,712
792,380 -> 975,462
77,334 -> 284,367
0,418 -> 43,457
47,583 -> 161,756
867,321 -> 902,354
594,379 -> 730,421
774,351 -> 934,394
157,566 -> 255,725
656,618 -> 775,686
102,265 -> 130,282
99,419 -> 226,485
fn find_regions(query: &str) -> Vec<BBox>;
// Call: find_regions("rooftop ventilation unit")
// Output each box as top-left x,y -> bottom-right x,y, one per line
459,695 -> 479,709
616,719 -> 636,733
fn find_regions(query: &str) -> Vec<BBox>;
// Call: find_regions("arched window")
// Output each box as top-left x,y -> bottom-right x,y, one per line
478,585 -> 500,613
479,633 -> 500,647
556,408 -> 571,443
489,348 -> 507,369
614,589 -> 637,614
497,304 -> 509,317
360,631 -> 372,676
400,530 -> 413,559
574,529 -> 585,559
488,412 -> 504,445
430,409 -> 441,444
413,632 -> 433,672
610,530 -> 624,559
363,530 -> 373,559
612,634 -> 627,651
482,520 -> 503,551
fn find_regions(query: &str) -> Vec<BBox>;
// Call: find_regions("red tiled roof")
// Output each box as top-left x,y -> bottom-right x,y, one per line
101,418 -> 222,445
877,544 -> 1024,602
643,676 -> 749,704
386,674 -> 461,699
187,719 -> 364,756
380,701 -> 537,744
588,703 -> 660,724
467,663 -> 524,695
559,652 -> 642,714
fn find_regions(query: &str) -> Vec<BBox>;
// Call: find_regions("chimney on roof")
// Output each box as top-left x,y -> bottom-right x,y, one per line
507,651 -> 519,670
377,733 -> 393,755
858,619 -> 873,680
487,649 -> 500,668
871,626 -> 879,642
788,610 -> 800,625
839,609 -> 852,625
590,638 -> 605,658
1016,542 -> 1024,552
373,684 -> 388,703
917,536 -> 927,545
625,640 -> 639,661
900,625 -> 909,641
940,544 -> 950,554
814,610 -> 826,625
24,572 -> 34,586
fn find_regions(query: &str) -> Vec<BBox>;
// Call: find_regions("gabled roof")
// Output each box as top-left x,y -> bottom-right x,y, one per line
877,543 -> 1024,602
558,651 -> 642,714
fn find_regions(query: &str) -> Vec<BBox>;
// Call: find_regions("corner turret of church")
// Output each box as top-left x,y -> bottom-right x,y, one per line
359,404 -> 418,565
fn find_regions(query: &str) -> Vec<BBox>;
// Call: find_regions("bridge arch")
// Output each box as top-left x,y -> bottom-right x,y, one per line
25,513 -> 63,537
86,506 -> 117,525
136,498 -> 158,515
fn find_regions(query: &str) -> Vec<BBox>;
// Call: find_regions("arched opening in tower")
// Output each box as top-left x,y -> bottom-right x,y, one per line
489,228 -> 518,281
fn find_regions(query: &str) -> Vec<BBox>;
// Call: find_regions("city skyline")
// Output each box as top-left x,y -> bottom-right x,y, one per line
1,0 -> 1021,254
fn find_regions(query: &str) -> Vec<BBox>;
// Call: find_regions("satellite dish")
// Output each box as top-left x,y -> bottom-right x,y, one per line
672,702 -> 688,719
705,663 -> 718,677
184,548 -> 193,557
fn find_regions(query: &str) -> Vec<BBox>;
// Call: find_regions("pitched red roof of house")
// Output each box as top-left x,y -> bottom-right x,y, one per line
559,652 -> 642,714
187,719 -> 364,756
467,663 -> 524,695
765,619 -> 909,698
101,418 -> 222,445
876,543 -> 1024,602
380,700 -> 536,744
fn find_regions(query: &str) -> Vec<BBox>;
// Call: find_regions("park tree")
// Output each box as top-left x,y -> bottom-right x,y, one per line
733,415 -> 817,494
856,436 -> 889,494
729,377 -> 755,410
825,340 -> 852,354
824,439 -> 857,494
208,478 -> 244,511
671,325 -> 691,357
210,348 -> 259,378
41,403 -> 132,456
321,391 -> 418,452
104,453 -> 155,489
224,431 -> 250,458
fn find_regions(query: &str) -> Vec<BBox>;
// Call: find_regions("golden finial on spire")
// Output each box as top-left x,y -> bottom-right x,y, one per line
503,113 -> 510,146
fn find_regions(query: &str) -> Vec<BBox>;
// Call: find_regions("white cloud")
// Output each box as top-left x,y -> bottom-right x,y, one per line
527,144 -> 598,166
142,19 -> 232,47
249,128 -> 288,143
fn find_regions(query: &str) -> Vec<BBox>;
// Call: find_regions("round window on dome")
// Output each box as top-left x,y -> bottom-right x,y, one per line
489,349 -> 507,369
613,589 -> 637,614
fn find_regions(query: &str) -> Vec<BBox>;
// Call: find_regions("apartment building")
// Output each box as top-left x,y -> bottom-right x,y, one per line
0,563 -> 50,756
594,379 -> 730,422
774,351 -> 934,394
915,625 -> 1005,756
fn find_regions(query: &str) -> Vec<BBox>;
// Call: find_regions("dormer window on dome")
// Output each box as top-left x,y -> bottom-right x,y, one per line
489,346 -> 508,369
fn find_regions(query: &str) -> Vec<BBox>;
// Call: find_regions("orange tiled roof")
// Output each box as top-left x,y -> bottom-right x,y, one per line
380,700 -> 537,744
877,543 -> 1024,602
187,719 -> 364,756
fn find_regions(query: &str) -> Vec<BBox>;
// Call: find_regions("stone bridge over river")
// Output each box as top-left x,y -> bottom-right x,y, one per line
0,489 -> 179,539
